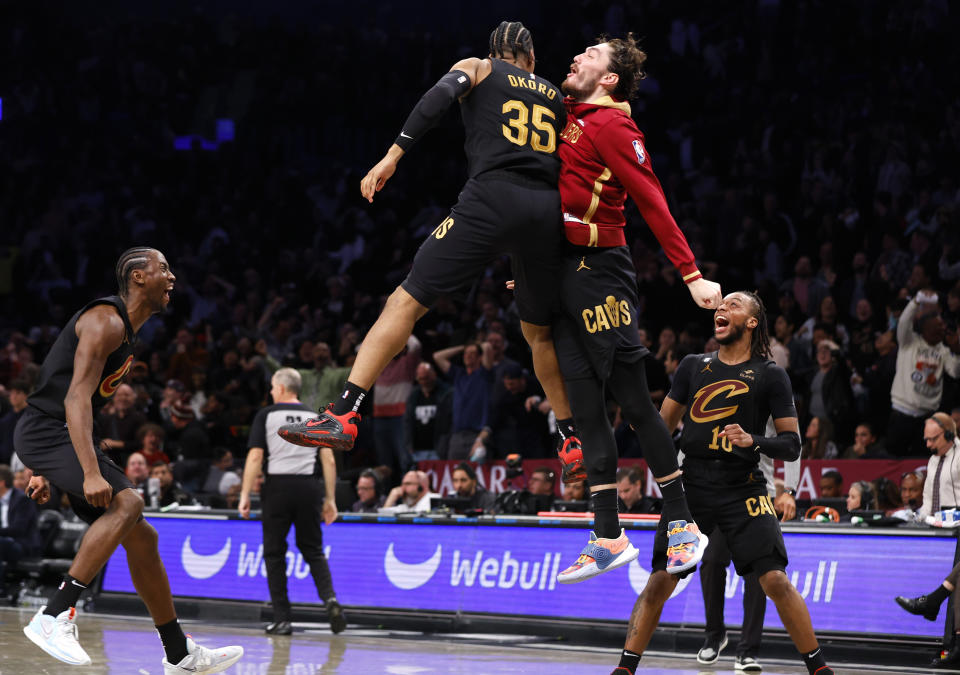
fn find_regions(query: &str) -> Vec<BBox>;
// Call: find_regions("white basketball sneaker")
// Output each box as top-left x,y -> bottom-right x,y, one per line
23,606 -> 92,666
162,636 -> 244,674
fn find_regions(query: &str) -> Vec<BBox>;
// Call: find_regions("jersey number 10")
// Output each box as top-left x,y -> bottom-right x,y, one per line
501,100 -> 556,153
708,425 -> 734,453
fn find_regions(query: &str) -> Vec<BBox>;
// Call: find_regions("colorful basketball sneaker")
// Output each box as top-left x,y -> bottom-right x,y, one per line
557,435 -> 586,484
278,403 -> 360,450
557,529 -> 639,584
666,519 -> 708,574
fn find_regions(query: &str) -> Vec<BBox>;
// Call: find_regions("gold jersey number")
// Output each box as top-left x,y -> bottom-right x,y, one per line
501,100 -> 556,153
708,425 -> 734,453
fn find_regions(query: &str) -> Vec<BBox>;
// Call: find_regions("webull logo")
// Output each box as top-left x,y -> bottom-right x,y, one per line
180,536 -> 331,581
715,561 -> 839,603
383,543 -> 563,591
450,550 -> 562,590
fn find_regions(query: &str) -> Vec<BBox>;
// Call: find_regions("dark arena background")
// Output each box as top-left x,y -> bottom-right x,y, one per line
2,1 -> 960,673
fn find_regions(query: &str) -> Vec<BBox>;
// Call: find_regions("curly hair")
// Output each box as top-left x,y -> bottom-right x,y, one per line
600,33 -> 647,100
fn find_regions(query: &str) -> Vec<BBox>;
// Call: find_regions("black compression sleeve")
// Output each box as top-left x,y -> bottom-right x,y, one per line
751,430 -> 801,461
395,70 -> 472,151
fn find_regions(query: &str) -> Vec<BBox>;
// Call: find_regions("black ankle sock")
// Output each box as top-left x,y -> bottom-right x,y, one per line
929,584 -> 951,607
44,575 -> 87,616
618,649 -> 641,673
658,476 -> 693,523
156,618 -> 189,665
592,488 -> 620,539
802,646 -> 827,675
556,418 -> 577,442
331,381 -> 367,415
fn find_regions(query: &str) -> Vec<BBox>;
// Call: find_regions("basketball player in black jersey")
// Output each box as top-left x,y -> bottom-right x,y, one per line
612,291 -> 833,675
279,21 -> 585,478
15,248 -> 242,673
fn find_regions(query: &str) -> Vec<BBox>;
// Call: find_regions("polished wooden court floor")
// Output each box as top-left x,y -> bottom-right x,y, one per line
0,607 -> 936,674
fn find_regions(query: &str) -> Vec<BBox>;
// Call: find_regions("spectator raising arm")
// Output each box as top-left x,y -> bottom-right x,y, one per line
433,344 -> 465,376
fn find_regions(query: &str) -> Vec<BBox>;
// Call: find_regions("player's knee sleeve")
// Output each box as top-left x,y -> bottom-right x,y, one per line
608,360 -> 679,479
565,376 -> 618,486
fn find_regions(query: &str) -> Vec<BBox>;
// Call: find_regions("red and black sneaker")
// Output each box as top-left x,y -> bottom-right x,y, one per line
557,435 -> 586,484
278,403 -> 360,451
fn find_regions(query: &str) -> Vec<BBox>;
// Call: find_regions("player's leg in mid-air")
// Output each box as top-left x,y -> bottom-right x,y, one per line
280,178 -> 581,461
553,247 -> 706,584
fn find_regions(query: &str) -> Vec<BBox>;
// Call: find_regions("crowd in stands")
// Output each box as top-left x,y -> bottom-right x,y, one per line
1,2 -> 959,521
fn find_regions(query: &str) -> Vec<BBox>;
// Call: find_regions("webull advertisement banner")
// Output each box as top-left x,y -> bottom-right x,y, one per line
102,517 -> 954,637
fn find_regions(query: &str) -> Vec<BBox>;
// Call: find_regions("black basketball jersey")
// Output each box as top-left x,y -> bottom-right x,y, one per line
29,296 -> 136,422
460,59 -> 565,183
247,402 -> 321,476
668,352 -> 797,465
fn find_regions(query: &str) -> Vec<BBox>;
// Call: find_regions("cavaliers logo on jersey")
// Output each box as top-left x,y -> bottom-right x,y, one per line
99,355 -> 134,398
689,379 -> 750,424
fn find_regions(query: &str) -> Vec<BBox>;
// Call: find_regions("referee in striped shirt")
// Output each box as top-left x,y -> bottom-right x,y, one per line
239,368 -> 346,634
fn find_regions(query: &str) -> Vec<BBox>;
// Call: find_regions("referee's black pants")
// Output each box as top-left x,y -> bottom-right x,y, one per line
261,475 -> 335,621
700,526 -> 766,657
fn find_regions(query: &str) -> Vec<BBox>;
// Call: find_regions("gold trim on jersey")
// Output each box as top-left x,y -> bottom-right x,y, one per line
682,271 -> 701,282
583,167 -> 612,246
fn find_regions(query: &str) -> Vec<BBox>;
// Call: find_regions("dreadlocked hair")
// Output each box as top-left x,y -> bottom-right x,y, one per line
742,290 -> 772,360
116,247 -> 155,297
489,21 -> 534,64
600,32 -> 647,100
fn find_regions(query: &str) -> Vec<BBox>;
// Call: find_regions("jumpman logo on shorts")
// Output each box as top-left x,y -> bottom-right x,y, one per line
576,257 -> 591,271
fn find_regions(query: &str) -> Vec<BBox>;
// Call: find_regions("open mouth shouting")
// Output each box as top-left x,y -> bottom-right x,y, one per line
714,314 -> 730,338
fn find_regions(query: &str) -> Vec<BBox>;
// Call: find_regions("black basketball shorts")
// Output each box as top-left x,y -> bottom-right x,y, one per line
14,406 -> 137,525
401,174 -> 563,326
651,459 -> 789,578
554,245 -> 649,381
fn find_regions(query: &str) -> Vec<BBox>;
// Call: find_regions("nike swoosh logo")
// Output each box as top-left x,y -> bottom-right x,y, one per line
71,580 -> 86,588
181,536 -> 232,579
384,542 -> 442,589
400,132 -> 413,139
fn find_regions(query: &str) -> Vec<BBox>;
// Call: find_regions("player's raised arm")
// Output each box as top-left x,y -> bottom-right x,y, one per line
360,58 -> 485,203
65,307 -> 126,508
592,123 -> 721,309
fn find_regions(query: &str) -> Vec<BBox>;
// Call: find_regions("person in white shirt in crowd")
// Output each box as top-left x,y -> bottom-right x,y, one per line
379,470 -> 438,514
917,413 -> 960,521
888,290 -> 960,456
